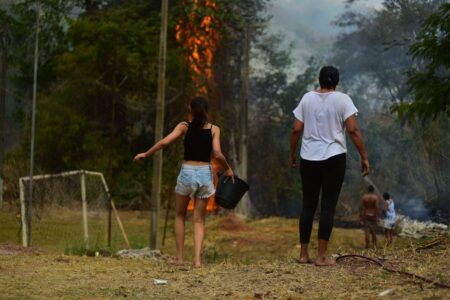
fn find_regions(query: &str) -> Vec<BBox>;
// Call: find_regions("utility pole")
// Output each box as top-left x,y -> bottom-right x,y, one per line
150,0 -> 168,249
27,2 -> 41,246
0,31 -> 7,210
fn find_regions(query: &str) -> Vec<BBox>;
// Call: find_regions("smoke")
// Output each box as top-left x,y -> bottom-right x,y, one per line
266,0 -> 385,78
396,197 -> 431,221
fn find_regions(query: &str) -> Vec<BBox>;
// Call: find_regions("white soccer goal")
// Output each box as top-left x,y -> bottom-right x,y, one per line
19,170 -> 130,249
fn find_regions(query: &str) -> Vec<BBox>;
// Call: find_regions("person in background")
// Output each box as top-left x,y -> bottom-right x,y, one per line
382,192 -> 396,246
134,96 -> 234,268
289,66 -> 370,266
360,185 -> 380,249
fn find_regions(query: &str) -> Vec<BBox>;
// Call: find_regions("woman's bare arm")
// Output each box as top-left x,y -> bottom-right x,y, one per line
345,115 -> 370,176
289,119 -> 304,168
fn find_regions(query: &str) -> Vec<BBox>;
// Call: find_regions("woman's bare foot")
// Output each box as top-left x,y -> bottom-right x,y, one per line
193,261 -> 202,268
314,257 -> 336,266
297,257 -> 314,264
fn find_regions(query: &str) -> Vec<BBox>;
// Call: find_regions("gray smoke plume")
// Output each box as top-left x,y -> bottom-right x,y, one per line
396,197 -> 431,221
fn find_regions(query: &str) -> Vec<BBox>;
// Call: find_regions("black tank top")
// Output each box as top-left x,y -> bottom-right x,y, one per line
183,122 -> 213,162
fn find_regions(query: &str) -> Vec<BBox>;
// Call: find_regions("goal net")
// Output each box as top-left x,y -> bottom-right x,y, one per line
19,170 -> 124,253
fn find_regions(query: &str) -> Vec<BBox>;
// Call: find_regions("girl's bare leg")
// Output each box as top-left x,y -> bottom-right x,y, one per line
175,194 -> 191,265
193,197 -> 209,268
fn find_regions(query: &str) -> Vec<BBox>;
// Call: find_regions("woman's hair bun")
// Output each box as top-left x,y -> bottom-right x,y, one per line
319,66 -> 339,88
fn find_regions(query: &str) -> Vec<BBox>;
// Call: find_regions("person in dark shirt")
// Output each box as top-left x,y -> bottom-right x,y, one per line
134,96 -> 233,267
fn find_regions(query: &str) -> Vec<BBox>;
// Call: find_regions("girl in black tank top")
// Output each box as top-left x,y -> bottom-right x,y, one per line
183,123 -> 213,162
133,96 -> 233,268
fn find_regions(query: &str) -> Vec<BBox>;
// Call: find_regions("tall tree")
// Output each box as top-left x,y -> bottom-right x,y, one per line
0,5 -> 14,208
0,0 -> 73,208
392,3 -> 450,120
235,24 -> 250,215
18,1 -> 187,209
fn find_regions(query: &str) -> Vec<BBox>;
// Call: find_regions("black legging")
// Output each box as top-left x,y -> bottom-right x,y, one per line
299,153 -> 346,244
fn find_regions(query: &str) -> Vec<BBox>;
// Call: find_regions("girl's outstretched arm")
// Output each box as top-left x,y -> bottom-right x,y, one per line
134,122 -> 188,161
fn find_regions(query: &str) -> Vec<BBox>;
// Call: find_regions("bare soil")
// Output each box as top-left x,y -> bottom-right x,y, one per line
0,242 -> 43,256
0,211 -> 449,299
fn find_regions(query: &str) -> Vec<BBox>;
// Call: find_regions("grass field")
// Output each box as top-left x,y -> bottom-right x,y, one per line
0,207 -> 449,299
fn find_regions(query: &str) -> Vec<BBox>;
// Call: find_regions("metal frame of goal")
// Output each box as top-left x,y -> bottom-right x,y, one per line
19,170 -> 130,248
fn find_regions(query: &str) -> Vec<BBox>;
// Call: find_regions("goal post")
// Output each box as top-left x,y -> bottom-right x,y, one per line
19,169 -> 130,249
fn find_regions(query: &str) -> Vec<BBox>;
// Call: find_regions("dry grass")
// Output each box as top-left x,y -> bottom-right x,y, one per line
0,209 -> 449,299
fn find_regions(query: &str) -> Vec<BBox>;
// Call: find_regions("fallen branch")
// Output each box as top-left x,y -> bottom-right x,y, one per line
415,239 -> 442,251
336,254 -> 450,289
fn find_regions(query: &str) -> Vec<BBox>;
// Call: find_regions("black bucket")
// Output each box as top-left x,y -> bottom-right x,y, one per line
215,173 -> 249,209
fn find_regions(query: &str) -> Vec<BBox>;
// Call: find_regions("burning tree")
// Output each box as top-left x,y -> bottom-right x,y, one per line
176,0 -> 221,97
176,0 -> 273,216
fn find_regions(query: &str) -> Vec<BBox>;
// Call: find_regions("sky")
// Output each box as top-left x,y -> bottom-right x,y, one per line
266,0 -> 384,76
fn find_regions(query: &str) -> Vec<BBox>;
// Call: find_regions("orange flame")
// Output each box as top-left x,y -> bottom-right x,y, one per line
176,0 -> 220,96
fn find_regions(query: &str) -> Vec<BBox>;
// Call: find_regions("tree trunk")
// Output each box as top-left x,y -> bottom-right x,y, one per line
150,0 -> 168,249
27,5 -> 41,246
84,0 -> 97,14
235,25 -> 250,216
229,130 -> 239,171
0,50 -> 6,209
108,52 -> 117,184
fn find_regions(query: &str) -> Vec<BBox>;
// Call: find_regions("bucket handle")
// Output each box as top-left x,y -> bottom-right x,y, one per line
217,172 -> 239,183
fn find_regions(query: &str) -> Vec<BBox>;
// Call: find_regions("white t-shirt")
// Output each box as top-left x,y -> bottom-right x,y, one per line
292,91 -> 358,161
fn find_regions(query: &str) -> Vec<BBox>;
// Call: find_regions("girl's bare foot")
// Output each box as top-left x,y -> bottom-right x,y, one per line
314,257 -> 336,266
168,257 -> 184,266
193,261 -> 202,268
175,259 -> 185,266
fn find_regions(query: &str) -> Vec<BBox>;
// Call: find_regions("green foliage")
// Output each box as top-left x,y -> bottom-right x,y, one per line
392,3 -> 450,120
5,1 -> 187,207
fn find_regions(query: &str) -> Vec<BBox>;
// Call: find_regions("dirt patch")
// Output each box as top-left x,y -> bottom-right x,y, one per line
116,248 -> 172,261
219,213 -> 250,231
0,242 -> 42,256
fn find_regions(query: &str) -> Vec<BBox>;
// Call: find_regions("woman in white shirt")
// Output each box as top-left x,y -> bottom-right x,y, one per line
289,66 -> 370,266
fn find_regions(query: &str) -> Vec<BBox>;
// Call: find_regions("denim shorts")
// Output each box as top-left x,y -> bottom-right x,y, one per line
175,164 -> 215,199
